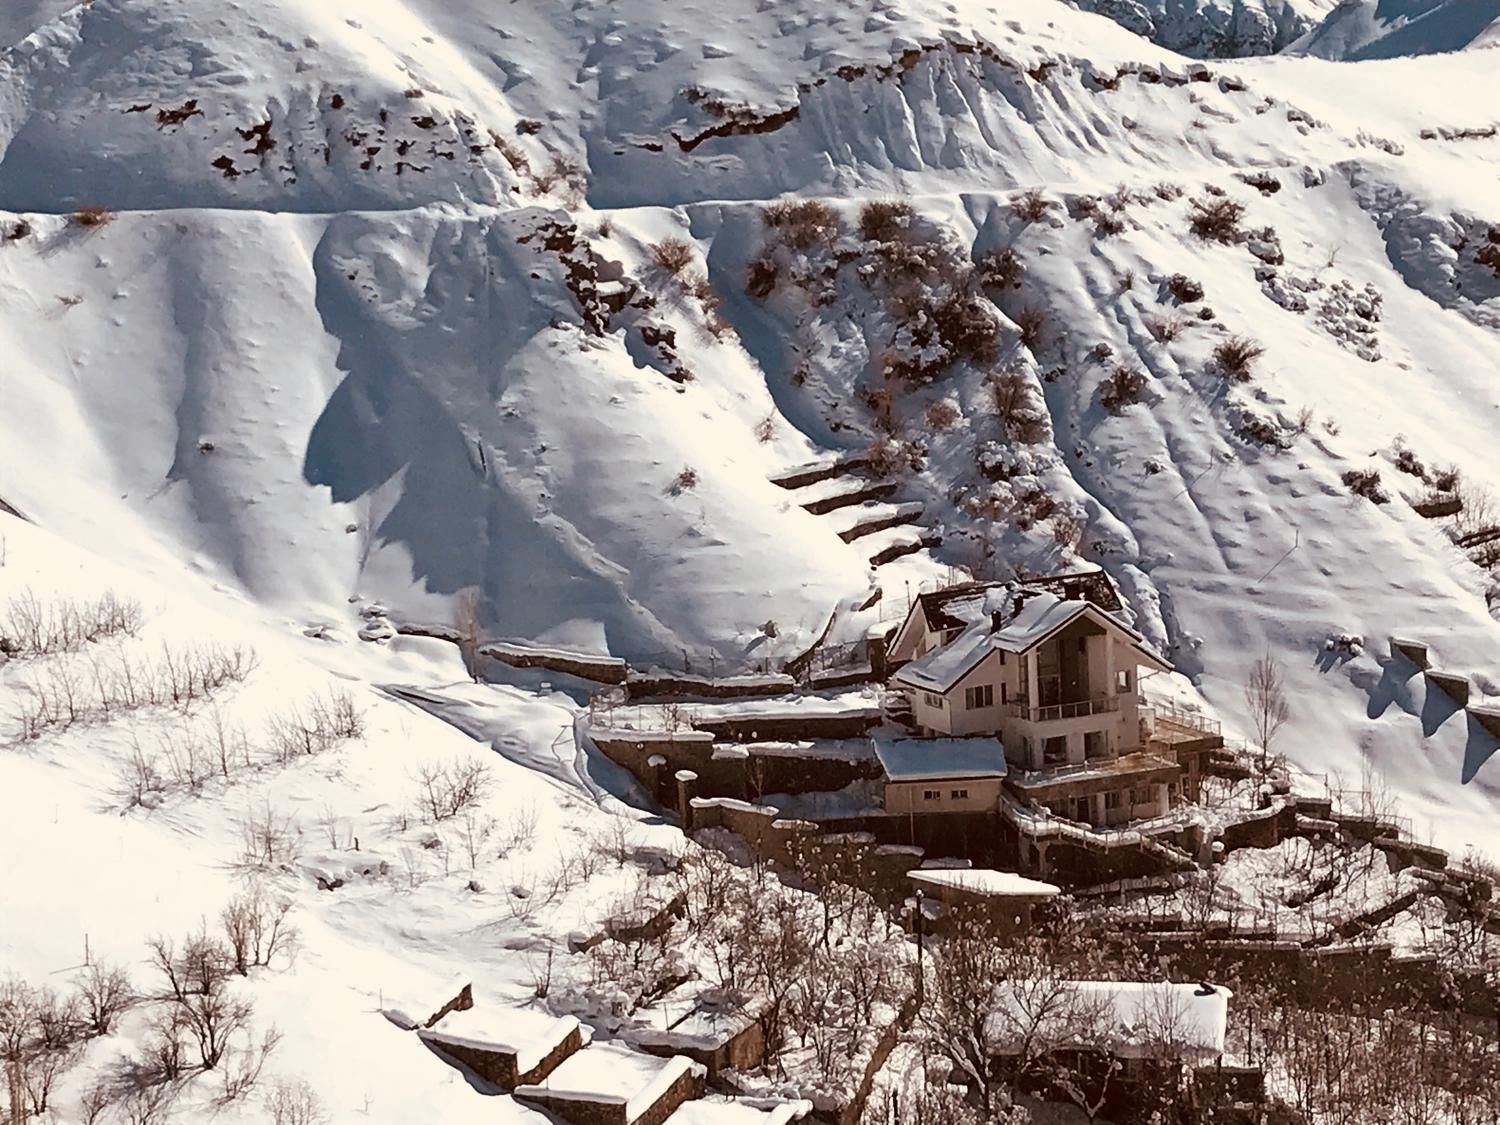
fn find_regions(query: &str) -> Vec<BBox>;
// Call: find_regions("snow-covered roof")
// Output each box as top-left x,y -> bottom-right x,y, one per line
989,981 -> 1231,1060
908,868 -> 1061,898
894,591 -> 1170,694
515,1043 -> 702,1117
665,1095 -> 812,1124
417,1007 -> 582,1073
873,735 -> 1007,781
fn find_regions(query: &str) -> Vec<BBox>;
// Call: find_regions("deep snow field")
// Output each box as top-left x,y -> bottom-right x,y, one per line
3,0 -> 1500,1119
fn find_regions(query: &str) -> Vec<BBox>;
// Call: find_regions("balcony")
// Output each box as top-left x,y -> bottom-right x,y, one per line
1008,695 -> 1120,723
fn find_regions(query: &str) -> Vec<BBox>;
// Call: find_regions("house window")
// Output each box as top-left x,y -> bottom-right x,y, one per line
1000,683 -> 1008,705
923,692 -> 945,709
964,684 -> 994,710
1131,786 -> 1152,805
1104,792 -> 1123,810
1116,669 -> 1132,694
950,788 -> 969,800
922,789 -> 941,801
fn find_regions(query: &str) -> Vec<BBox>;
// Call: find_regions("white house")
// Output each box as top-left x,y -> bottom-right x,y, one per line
891,586 -> 1171,767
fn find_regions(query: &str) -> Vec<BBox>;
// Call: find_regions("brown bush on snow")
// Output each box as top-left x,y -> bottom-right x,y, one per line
1100,365 -> 1148,413
1188,196 -> 1245,243
989,372 -> 1047,444
857,199 -> 914,243
1213,335 -> 1266,381
925,399 -> 960,431
650,237 -> 695,277
1015,305 -> 1047,349
1014,189 -> 1054,223
1165,273 -> 1205,303
974,246 -> 1024,290
1146,314 -> 1187,343
70,205 -> 112,228
1342,468 -> 1390,504
762,199 -> 840,250
746,256 -> 779,298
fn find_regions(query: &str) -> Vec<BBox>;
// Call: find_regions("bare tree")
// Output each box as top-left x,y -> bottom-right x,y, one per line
263,1076 -> 326,1125
75,962 -> 135,1036
1244,651 -> 1291,773
221,884 -> 298,975
453,587 -> 484,683
412,758 -> 493,822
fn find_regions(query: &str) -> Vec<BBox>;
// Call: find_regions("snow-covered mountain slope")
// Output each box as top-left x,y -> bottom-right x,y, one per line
3,0 -> 1500,844
1078,0 -> 1337,57
1287,0 -> 1500,60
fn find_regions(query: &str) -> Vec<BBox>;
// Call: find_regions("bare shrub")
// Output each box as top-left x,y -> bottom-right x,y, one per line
0,590 -> 143,658
116,735 -> 166,808
148,931 -> 253,1071
671,466 -> 699,493
1165,273 -> 1204,303
235,802 -> 301,871
975,246 -> 1024,290
71,205 -> 113,228
763,199 -> 839,250
1452,479 -> 1497,540
1342,468 -> 1390,504
75,962 -> 136,1036
1213,335 -> 1266,381
1092,210 -> 1125,238
754,414 -> 776,443
933,294 -> 1000,366
1145,314 -> 1186,343
413,758 -> 493,823
650,237 -> 695,277
264,1076 -> 326,1125
1015,305 -> 1047,349
864,439 -> 905,479
925,400 -> 960,431
221,884 -> 298,975
745,256 -> 779,298
1188,196 -> 1245,242
857,199 -> 914,243
988,372 -> 1048,443
264,688 -> 363,763
1100,365 -> 1148,413
1014,189 -> 1054,222
1153,181 -> 1184,201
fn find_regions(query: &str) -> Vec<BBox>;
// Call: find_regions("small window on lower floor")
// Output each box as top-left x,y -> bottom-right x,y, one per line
950,788 -> 969,800
1117,669 -> 1132,693
1104,792 -> 1123,809
923,789 -> 941,801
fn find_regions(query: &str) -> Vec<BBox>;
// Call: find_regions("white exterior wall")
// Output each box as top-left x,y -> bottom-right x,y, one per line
884,776 -> 1005,815
899,617 -> 1154,759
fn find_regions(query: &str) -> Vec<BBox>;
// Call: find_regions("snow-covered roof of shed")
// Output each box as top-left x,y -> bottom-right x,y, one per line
873,735 -> 1007,781
417,1006 -> 583,1073
908,868 -> 1061,898
988,981 -> 1231,1059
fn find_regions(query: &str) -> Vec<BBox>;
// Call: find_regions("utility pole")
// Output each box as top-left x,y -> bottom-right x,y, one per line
913,888 -> 925,1009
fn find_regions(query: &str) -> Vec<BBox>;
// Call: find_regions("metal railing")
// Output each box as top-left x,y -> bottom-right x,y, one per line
1143,699 -> 1221,736
1008,695 -> 1120,722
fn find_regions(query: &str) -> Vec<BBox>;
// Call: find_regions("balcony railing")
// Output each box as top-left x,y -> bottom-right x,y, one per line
1008,695 -> 1120,723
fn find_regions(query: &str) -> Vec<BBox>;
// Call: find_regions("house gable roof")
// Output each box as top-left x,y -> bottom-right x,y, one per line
893,592 -> 1169,694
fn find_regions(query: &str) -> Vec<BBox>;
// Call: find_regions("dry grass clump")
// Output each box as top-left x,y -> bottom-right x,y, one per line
1188,196 -> 1245,243
1014,189 -> 1054,223
1146,314 -> 1187,343
1213,336 -> 1265,381
925,399 -> 960,431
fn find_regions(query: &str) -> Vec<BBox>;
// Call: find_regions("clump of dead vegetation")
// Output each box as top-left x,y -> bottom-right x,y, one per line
1213,335 -> 1266,381
1188,196 -> 1245,243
